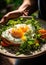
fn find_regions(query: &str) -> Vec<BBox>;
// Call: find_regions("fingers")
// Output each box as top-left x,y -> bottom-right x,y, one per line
0,10 -> 22,24
22,10 -> 29,16
8,11 -> 22,19
0,12 -> 10,24
0,7 -> 29,24
0,15 -> 8,24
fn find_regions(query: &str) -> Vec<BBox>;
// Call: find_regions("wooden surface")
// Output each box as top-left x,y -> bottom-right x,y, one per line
0,54 -> 46,65
0,55 -> 15,65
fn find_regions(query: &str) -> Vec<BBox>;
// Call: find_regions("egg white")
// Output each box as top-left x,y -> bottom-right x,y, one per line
1,24 -> 35,44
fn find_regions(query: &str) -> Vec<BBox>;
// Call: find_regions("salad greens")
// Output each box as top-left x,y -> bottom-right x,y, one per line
0,17 -> 46,55
0,17 -> 41,35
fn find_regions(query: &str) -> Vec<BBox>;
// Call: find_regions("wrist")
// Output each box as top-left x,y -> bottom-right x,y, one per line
18,2 -> 31,12
23,0 -> 31,5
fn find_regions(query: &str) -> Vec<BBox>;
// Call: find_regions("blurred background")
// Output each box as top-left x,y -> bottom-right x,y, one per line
0,0 -> 23,19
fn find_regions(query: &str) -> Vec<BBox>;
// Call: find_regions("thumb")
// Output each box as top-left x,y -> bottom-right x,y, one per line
0,15 -> 8,24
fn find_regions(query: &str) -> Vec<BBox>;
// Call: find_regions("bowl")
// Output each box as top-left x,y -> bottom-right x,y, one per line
0,16 -> 46,59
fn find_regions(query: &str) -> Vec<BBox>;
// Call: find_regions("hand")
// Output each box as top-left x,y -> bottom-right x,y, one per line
18,1 -> 31,16
0,1 -> 31,24
0,10 -> 22,24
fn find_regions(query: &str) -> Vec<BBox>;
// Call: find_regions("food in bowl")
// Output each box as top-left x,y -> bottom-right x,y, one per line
1,24 -> 35,45
0,17 -> 46,55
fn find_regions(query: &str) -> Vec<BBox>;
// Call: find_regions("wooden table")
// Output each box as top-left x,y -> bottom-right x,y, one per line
0,55 -> 15,65
0,53 -> 46,65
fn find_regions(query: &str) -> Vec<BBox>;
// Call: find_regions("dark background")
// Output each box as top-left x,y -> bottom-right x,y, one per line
0,0 -> 46,65
0,0 -> 23,19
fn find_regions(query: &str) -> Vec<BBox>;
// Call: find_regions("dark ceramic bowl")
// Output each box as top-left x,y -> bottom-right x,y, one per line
0,16 -> 46,59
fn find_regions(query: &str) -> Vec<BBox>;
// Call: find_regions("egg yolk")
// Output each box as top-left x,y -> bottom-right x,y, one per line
20,25 -> 29,32
11,28 -> 24,38
11,25 -> 29,39
21,36 -> 27,41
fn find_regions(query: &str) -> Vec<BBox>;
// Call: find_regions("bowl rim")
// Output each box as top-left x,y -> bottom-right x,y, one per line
0,16 -> 46,59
